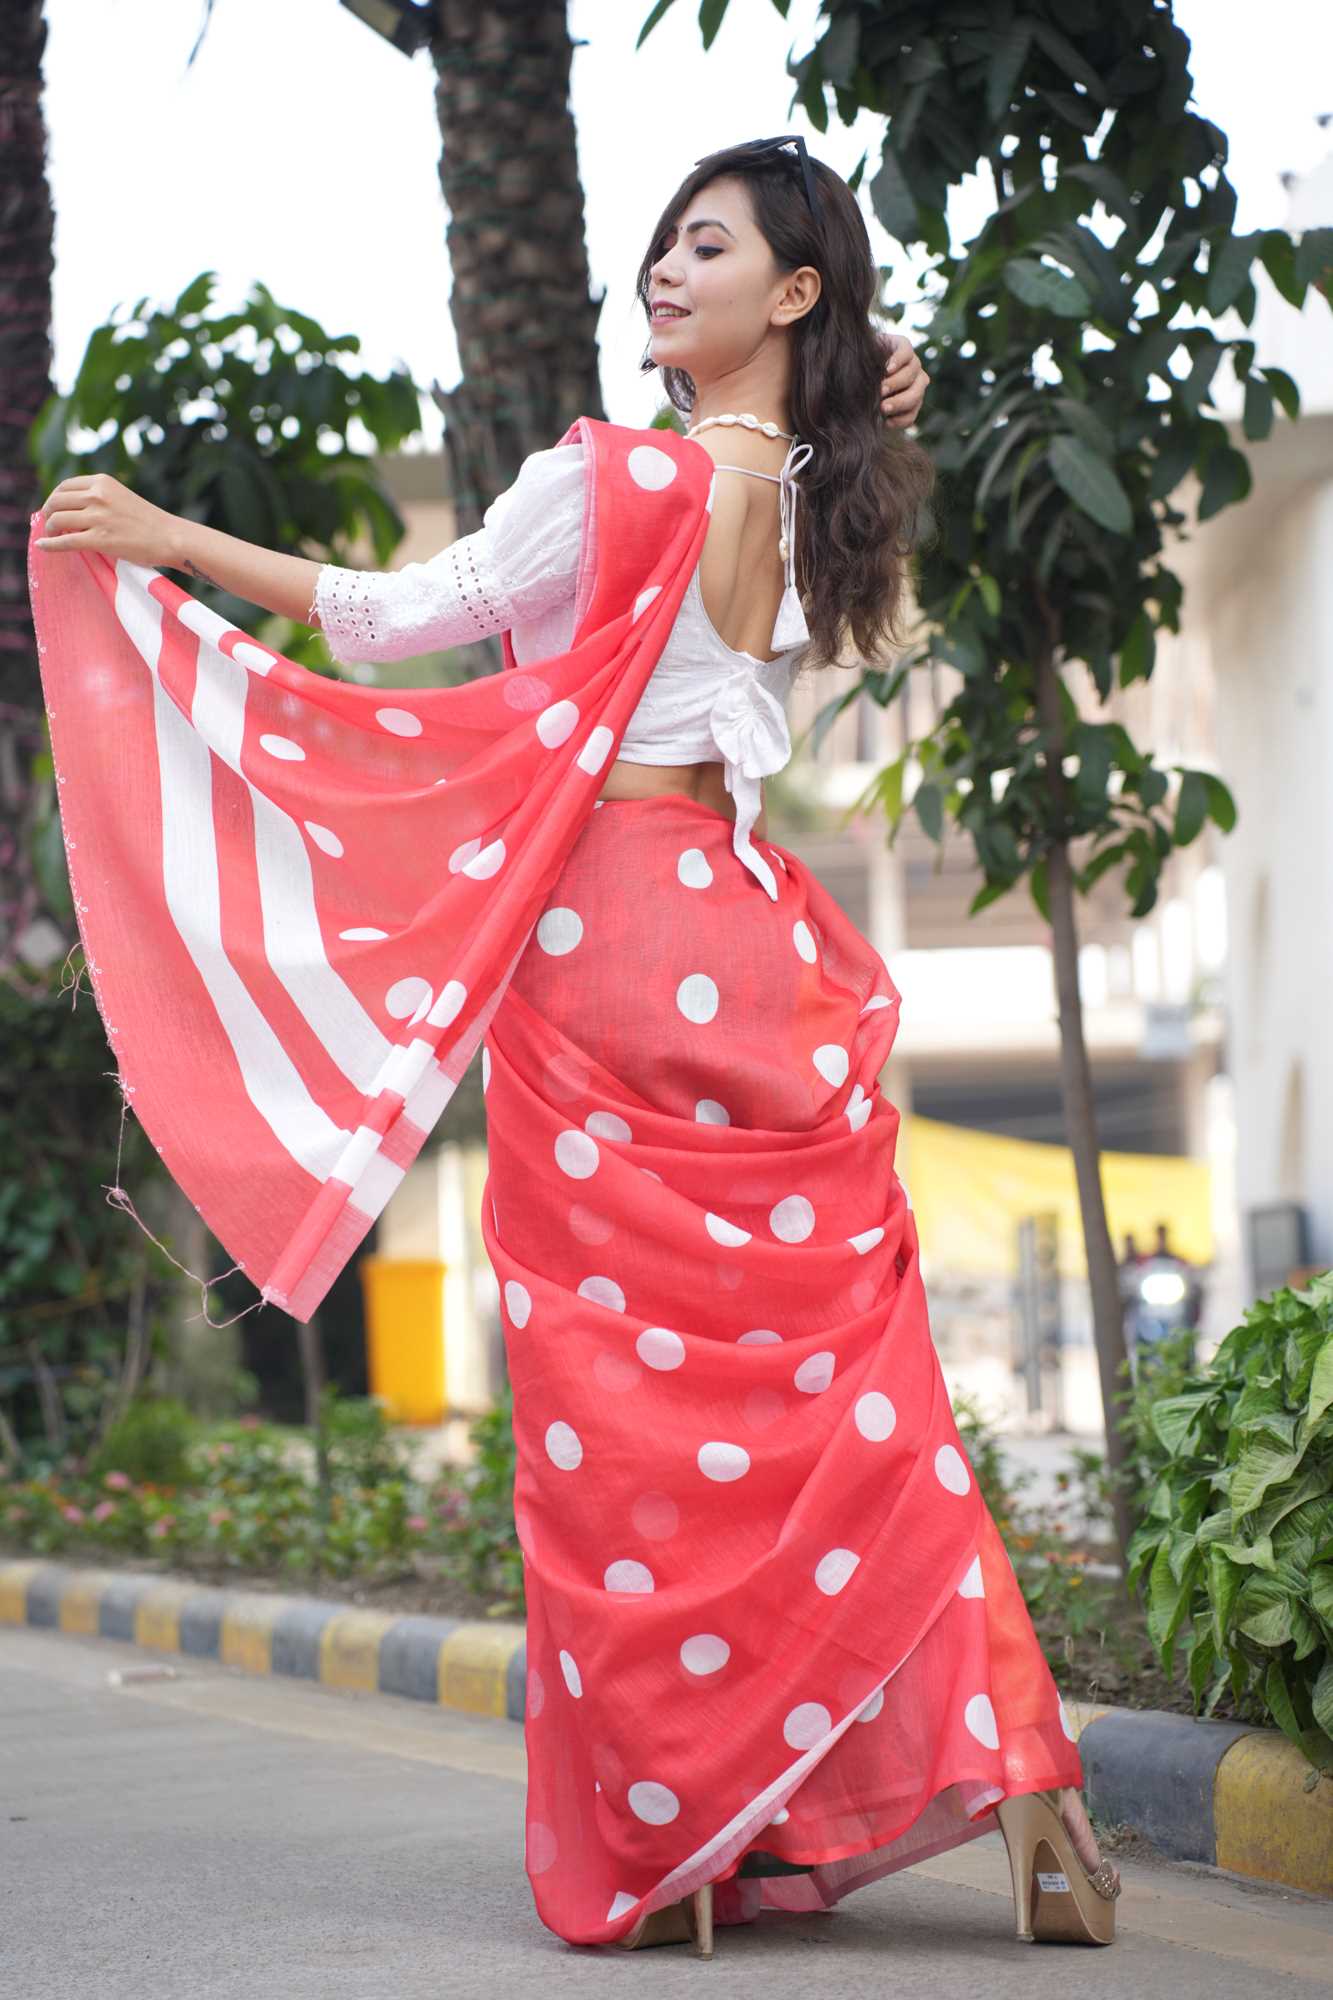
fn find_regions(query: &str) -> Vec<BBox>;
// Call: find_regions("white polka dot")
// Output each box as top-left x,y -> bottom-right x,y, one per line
698,1440 -> 750,1482
631,1491 -> 679,1539
633,586 -> 661,621
536,699 -> 579,747
544,1052 -> 589,1102
428,980 -> 467,1027
339,927 -> 388,942
503,1281 -> 531,1328
636,1327 -> 685,1370
848,1227 -> 884,1255
501,673 -> 550,713
861,993 -> 893,1014
304,822 -> 343,857
1058,1694 -> 1077,1741
792,920 -> 817,963
545,1421 -> 583,1470
537,907 -> 583,955
855,1687 -> 885,1723
737,1328 -> 781,1345
770,1195 -> 815,1242
680,1633 -> 730,1676
577,1274 -> 626,1313
527,1666 -> 545,1716
964,1692 -> 999,1750
604,1559 -> 655,1593
813,1044 -> 849,1086
576,725 -> 614,773
958,1554 -> 985,1598
677,848 -> 713,889
794,1351 -> 835,1394
448,838 -> 481,874
463,837 -> 505,879
607,1891 -> 637,1922
585,1111 -> 632,1143
705,1212 -> 750,1247
935,1444 -> 972,1495
627,444 -> 678,490
555,1129 -> 600,1179
854,1391 -> 897,1441
385,976 -> 431,1021
783,1702 -> 831,1750
814,1548 -> 861,1595
232,640 -> 276,673
527,1821 -> 557,1874
628,1780 -> 679,1824
676,973 -> 719,1023
481,1045 -> 491,1093
695,1099 -> 729,1125
568,1204 -> 614,1245
259,733 -> 304,761
559,1649 -> 583,1698
593,1352 -> 641,1394
376,706 -> 422,737
846,1084 -> 872,1132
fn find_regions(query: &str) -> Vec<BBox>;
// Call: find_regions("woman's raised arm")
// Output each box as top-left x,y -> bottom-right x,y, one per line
36,474 -> 323,625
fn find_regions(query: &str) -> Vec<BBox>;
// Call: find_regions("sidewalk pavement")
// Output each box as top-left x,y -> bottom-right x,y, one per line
3,1554 -> 1329,1901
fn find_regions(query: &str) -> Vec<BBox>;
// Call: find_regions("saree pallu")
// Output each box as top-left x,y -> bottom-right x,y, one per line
482,792 -> 1082,1948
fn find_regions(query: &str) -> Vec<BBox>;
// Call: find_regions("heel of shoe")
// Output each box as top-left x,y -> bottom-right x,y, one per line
691,1881 -> 714,1959
996,1789 -> 1119,1947
995,1793 -> 1040,1940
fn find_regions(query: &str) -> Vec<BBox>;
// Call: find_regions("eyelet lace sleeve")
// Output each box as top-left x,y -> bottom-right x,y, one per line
309,441 -> 585,667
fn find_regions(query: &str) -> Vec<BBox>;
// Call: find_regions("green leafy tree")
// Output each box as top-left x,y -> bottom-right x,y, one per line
651,0 -> 1333,1561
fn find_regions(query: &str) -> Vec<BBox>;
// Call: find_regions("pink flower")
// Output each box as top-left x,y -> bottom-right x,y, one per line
149,1515 -> 175,1538
103,1471 -> 132,1491
91,1500 -> 117,1523
61,1503 -> 85,1525
208,1509 -> 231,1528
406,1514 -> 429,1533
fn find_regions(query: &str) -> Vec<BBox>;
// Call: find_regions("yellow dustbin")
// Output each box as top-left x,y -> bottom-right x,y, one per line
358,1256 -> 447,1424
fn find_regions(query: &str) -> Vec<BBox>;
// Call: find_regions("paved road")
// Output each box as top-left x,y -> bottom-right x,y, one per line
4,1626 -> 1331,2000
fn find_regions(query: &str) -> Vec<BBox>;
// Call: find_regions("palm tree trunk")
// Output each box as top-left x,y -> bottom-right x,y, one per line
1035,637 -> 1136,1566
428,0 -> 606,549
0,1 -> 57,970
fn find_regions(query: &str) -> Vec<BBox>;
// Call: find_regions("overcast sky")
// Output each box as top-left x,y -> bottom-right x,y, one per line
42,0 -> 1333,444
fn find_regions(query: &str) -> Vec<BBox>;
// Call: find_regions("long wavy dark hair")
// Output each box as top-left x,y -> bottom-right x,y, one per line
634,142 -> 935,671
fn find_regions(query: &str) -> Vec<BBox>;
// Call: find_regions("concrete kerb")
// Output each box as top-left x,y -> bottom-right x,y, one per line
4,1558 -> 1330,1899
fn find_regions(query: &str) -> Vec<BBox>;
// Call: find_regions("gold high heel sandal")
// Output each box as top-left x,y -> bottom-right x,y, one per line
616,1882 -> 714,1958
995,1788 -> 1121,1945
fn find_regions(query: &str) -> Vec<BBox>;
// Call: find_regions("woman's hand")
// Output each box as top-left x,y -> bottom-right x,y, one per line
36,473 -> 181,569
877,331 -> 930,429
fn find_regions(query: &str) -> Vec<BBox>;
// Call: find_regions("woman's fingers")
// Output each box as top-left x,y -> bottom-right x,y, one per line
878,334 -> 930,427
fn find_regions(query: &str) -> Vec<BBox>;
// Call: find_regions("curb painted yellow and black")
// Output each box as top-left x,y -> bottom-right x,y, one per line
3,1557 -> 1330,1899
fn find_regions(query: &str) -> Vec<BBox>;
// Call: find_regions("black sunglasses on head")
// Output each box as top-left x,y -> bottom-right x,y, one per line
696,133 -> 824,226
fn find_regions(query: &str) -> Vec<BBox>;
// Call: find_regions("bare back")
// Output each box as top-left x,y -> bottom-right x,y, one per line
596,427 -> 792,829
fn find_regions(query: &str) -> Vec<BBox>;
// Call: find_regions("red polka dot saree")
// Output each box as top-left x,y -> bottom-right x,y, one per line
27,418 -> 1082,1948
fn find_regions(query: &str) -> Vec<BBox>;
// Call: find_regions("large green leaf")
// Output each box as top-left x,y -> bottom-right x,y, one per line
1307,1335 -> 1333,1431
1235,1572 -> 1294,1649
1002,258 -> 1092,317
1048,435 -> 1133,536
1148,1389 -> 1213,1457
1230,1440 -> 1302,1521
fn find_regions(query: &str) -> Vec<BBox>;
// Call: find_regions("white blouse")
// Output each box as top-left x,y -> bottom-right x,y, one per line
311,441 -> 808,901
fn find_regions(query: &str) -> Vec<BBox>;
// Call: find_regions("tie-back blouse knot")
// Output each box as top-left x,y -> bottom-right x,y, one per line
311,439 -> 810,900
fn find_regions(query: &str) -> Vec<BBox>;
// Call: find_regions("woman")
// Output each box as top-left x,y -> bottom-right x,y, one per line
33,138 -> 1121,1957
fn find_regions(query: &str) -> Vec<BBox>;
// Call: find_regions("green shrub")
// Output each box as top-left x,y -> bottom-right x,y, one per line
1127,1272 -> 1333,1774
88,1396 -> 198,1488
